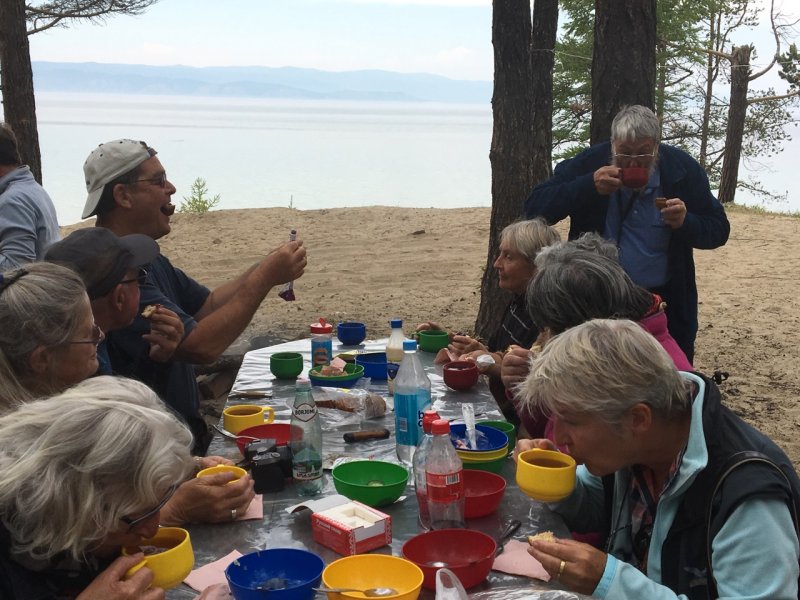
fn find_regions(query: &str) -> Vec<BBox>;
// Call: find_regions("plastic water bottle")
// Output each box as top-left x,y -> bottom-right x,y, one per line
310,318 -> 333,366
385,318 -> 406,363
290,378 -> 323,496
425,419 -> 465,529
394,339 -> 431,466
413,409 -> 440,530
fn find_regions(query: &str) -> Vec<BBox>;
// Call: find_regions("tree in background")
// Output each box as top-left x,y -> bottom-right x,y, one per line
474,0 -> 558,340
590,0 -> 657,144
0,0 -> 157,182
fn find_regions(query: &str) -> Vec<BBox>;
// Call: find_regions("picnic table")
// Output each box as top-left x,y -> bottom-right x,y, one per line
167,338 -> 590,600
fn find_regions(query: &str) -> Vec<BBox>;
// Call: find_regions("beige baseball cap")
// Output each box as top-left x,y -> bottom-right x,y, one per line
82,139 -> 154,219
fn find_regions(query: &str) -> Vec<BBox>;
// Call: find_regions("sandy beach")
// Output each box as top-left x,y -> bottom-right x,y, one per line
65,205 -> 800,465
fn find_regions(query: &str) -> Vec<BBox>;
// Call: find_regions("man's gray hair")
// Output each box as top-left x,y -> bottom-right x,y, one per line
519,319 -> 692,427
527,249 -> 652,335
500,218 -> 561,264
0,262 -> 88,409
611,105 -> 661,144
0,376 -> 195,561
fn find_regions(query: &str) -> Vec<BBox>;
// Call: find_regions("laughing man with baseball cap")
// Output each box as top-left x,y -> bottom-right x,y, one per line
82,139 -> 307,454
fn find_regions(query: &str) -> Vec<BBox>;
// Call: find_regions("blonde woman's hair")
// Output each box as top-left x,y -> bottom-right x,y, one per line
500,218 -> 561,264
519,319 -> 692,427
0,262 -> 89,408
0,376 -> 195,561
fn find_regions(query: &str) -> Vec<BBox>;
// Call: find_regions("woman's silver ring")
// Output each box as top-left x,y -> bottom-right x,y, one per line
231,508 -> 238,521
557,559 -> 566,580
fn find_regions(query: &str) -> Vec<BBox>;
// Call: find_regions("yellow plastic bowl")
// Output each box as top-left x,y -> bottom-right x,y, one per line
516,448 -> 577,502
196,464 -> 247,483
457,446 -> 508,462
322,554 -> 423,600
123,527 -> 194,590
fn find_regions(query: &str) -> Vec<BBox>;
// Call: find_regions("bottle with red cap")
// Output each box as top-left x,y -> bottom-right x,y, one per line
310,318 -> 333,366
425,419 -> 465,530
413,409 -> 441,530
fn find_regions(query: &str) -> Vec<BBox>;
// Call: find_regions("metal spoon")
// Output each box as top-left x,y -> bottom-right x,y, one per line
212,423 -> 261,442
313,586 -> 398,597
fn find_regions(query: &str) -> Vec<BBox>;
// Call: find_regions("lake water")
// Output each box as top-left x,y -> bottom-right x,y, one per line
36,93 -> 493,225
35,92 -> 799,226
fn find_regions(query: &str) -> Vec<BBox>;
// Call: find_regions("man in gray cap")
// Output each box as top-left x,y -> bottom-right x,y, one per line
44,227 -> 185,374
81,139 -> 306,454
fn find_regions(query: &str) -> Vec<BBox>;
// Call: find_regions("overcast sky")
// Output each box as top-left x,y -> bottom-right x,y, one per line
28,0 -> 800,210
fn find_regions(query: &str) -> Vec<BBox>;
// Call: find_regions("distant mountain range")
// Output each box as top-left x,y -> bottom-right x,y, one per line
32,61 -> 492,104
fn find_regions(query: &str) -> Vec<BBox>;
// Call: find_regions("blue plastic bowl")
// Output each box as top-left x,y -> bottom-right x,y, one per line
449,424 -> 509,453
225,548 -> 324,600
355,352 -> 388,380
337,322 -> 367,346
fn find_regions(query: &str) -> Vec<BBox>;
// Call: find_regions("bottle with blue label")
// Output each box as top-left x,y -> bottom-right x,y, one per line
394,339 -> 432,466
310,318 -> 333,367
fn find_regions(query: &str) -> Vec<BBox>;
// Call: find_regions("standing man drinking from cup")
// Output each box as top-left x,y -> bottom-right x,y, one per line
524,105 -> 729,362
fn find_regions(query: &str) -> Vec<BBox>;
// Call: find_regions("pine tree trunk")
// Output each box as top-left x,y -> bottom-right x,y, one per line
476,0 -> 557,340
0,0 -> 42,182
718,45 -> 751,204
590,0 -> 657,145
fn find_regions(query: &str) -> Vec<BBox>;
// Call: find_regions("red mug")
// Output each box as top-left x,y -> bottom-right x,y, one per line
620,167 -> 649,189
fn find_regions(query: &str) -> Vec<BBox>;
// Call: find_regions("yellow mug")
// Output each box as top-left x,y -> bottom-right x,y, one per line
196,464 -> 247,484
222,404 -> 275,434
123,527 -> 194,590
516,448 -> 577,502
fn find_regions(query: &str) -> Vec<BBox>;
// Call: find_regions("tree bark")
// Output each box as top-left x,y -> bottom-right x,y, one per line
476,0 -> 558,341
530,0 -> 558,184
590,0 -> 657,145
718,44 -> 751,204
0,0 -> 42,182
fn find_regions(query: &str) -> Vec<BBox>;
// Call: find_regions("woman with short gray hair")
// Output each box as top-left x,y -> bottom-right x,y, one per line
0,376 -> 195,599
519,319 -> 800,599
416,218 -> 560,423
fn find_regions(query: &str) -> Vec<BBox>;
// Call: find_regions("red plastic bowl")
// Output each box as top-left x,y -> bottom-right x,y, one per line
463,470 -> 506,518
402,529 -> 496,590
442,360 -> 479,391
234,423 -> 292,456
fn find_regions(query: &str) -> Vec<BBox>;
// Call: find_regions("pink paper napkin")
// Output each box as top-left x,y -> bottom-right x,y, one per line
492,540 -> 551,581
238,495 -> 263,520
185,550 -> 242,592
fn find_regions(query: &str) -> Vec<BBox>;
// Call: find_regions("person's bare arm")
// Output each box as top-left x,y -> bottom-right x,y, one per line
174,241 -> 306,364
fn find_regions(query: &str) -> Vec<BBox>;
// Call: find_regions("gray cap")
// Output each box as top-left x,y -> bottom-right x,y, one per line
82,139 -> 154,219
44,228 -> 159,300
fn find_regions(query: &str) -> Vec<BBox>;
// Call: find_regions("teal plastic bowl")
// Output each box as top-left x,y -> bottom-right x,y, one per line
308,363 -> 364,388
332,460 -> 409,507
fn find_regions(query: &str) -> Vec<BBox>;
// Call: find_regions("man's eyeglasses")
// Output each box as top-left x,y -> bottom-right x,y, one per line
613,150 -> 657,163
120,483 -> 178,532
68,324 -> 105,345
131,173 -> 168,188
119,268 -> 148,287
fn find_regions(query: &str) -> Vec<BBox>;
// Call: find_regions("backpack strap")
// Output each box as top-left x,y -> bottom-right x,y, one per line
705,451 -> 800,597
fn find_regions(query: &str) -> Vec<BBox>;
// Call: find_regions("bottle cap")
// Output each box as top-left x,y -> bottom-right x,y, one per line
296,377 -> 311,389
431,419 -> 450,435
402,339 -> 416,351
422,410 -> 440,433
310,318 -> 333,333
390,318 -> 403,328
